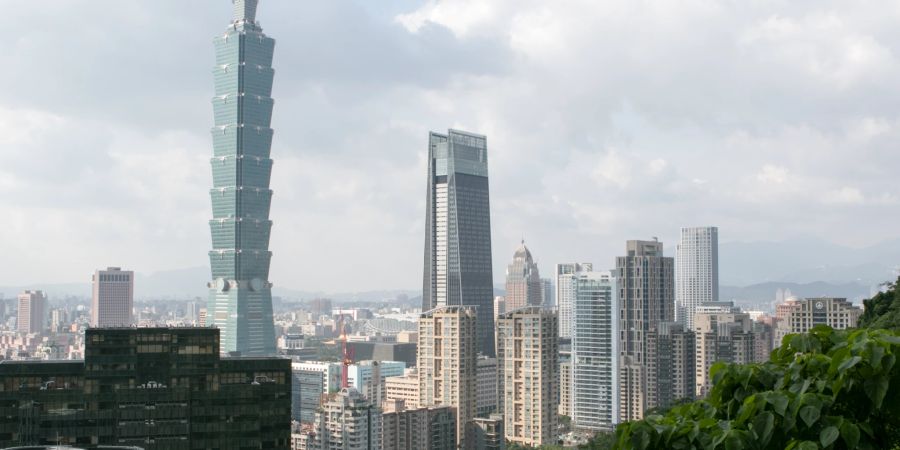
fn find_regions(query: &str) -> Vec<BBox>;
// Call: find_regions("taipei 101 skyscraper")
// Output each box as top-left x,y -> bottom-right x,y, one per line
207,0 -> 276,356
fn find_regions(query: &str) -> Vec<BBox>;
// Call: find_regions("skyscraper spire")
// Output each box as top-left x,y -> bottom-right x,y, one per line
208,0 -> 277,356
233,0 -> 259,23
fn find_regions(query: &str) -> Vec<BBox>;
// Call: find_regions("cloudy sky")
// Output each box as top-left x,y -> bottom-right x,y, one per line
2,0 -> 899,291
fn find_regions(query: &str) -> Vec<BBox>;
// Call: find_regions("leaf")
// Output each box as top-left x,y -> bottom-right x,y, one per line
878,334 -> 900,345
768,393 -> 789,417
820,426 -> 839,447
751,412 -> 774,447
863,375 -> 889,409
799,405 -> 820,428
797,441 -> 818,450
840,422 -> 860,449
837,355 -> 862,373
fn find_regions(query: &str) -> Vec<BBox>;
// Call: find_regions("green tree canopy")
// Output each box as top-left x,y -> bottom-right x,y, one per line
859,276 -> 900,330
614,325 -> 900,449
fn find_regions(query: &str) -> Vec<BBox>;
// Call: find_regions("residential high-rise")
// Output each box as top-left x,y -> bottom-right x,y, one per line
645,322 -> 695,408
465,414 -> 505,450
312,388 -> 382,450
556,263 -> 592,339
422,130 -> 495,356
0,327 -> 290,449
675,227 -> 719,328
207,0 -> 277,356
693,307 -> 766,397
617,239 -> 677,422
571,271 -> 618,432
292,361 -> 342,424
493,296 -> 506,320
503,241 -> 542,311
91,267 -> 134,327
16,290 -> 46,334
382,400 -> 457,450
559,359 -> 572,417
386,369 -> 421,410
496,306 -> 559,446
347,360 -> 406,405
418,306 -> 478,448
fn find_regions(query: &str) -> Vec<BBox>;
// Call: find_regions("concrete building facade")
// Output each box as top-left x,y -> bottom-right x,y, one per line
91,267 -> 134,327
675,226 -> 719,328
17,290 -> 46,334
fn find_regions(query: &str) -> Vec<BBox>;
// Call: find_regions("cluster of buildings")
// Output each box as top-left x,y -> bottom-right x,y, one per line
0,2 -> 871,450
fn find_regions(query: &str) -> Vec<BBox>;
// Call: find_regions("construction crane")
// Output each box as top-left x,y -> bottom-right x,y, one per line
335,315 -> 354,389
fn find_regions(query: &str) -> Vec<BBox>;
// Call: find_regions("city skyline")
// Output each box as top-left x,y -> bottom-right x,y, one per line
3,1 -> 900,293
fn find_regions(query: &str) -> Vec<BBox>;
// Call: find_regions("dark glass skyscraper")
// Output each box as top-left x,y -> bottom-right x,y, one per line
422,129 -> 495,356
207,0 -> 276,355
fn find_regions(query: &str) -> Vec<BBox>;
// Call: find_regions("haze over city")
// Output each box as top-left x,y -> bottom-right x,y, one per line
3,1 -> 899,294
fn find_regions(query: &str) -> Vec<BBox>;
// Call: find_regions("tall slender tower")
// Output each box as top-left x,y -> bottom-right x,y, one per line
422,129 -> 495,356
675,226 -> 719,328
207,0 -> 276,356
91,267 -> 134,327
556,263 -> 592,339
504,241 -> 542,312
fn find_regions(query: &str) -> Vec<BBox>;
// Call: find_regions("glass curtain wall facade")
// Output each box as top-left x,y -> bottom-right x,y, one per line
422,129 -> 495,356
572,271 -> 618,432
207,0 -> 276,355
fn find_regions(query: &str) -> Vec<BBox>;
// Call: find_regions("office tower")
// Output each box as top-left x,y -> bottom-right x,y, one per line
422,129 -> 495,356
91,267 -> 133,327
541,278 -> 554,308
693,307 -> 763,397
382,400 -> 457,450
308,298 -> 333,318
386,369 -> 421,410
0,327 -> 290,449
504,241 -> 542,311
775,297 -> 862,340
556,263 -> 593,339
645,322 -> 695,408
186,300 -> 200,324
50,308 -> 66,332
496,306 -> 559,446
198,307 -> 208,327
207,0 -> 277,356
347,360 -> 406,405
465,414 -> 505,450
312,388 -> 382,450
571,271 -> 618,432
418,306 -> 478,448
493,296 -> 506,320
291,361 -> 342,423
17,290 -> 46,334
346,341 -> 418,367
675,226 -> 719,328
476,356 -> 499,417
617,239 -> 676,422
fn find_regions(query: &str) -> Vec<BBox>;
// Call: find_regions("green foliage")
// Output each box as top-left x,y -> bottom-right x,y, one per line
614,326 -> 900,449
859,276 -> 900,330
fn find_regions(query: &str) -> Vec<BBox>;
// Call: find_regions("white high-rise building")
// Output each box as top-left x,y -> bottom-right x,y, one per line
676,227 -> 719,329
556,263 -> 592,339
91,267 -> 134,327
346,360 -> 405,405
572,271 -> 618,432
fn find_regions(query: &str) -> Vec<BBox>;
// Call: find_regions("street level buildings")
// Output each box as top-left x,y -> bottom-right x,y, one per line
617,239 -> 682,422
207,0 -> 277,356
503,241 -> 542,311
675,226 -> 719,329
496,306 -> 559,446
91,267 -> 134,327
571,271 -> 618,432
556,263 -> 592,339
418,306 -> 478,448
0,327 -> 290,449
422,130 -> 495,357
16,290 -> 46,334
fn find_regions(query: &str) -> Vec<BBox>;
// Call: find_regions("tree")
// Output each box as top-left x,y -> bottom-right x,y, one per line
614,325 -> 900,449
859,276 -> 900,330
579,431 -> 615,449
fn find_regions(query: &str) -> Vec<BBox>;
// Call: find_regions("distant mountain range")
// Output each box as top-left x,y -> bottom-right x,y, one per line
1,238 -> 896,304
